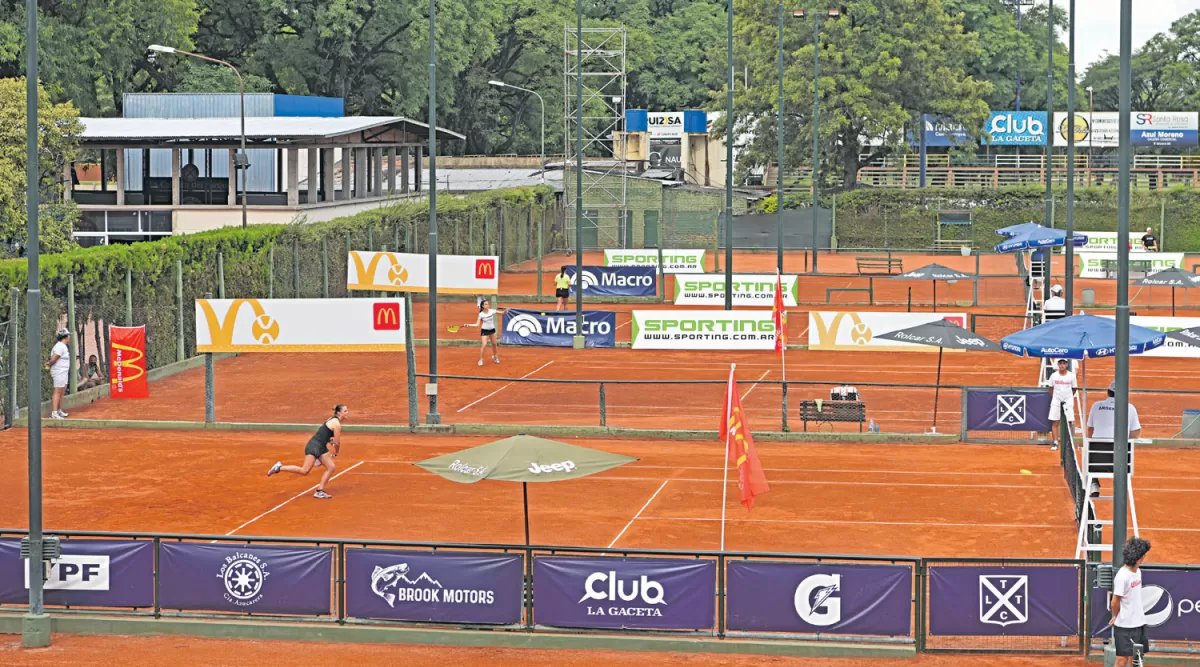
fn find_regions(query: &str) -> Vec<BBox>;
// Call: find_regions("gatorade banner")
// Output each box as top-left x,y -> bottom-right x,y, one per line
603,249 -> 706,274
346,252 -> 499,294
674,274 -> 799,307
501,309 -> 616,348
108,325 -> 149,399
566,266 -> 657,297
196,298 -> 406,353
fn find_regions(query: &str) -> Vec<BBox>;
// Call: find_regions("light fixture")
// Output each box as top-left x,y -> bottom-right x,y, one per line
488,80 -> 506,88
827,8 -> 840,17
148,44 -> 176,54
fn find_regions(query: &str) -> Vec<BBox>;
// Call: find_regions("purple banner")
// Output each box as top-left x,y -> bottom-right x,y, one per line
159,542 -> 331,615
726,561 -> 913,636
1090,569 -> 1200,641
0,538 -> 153,608
929,565 -> 1079,636
534,556 -> 715,630
966,389 -> 1053,432
346,549 -> 523,624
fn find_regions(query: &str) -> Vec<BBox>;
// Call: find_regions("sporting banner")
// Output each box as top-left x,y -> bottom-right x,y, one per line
108,325 -> 148,399
726,561 -> 913,636
500,309 -> 616,348
631,310 -> 776,350
346,251 -> 499,295
603,249 -> 706,274
195,298 -> 406,353
345,549 -> 523,625
1077,252 -> 1184,278
158,542 -> 332,615
982,112 -> 1047,145
808,312 -> 968,352
0,538 -> 153,608
673,274 -> 798,307
566,266 -> 657,297
533,556 -> 715,630
1054,112 -> 1199,148
965,389 -> 1054,432
1089,569 -> 1200,641
928,565 -> 1079,636
1080,231 -> 1134,252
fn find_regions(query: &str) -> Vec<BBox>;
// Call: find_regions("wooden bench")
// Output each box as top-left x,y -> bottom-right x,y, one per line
798,400 -> 867,432
933,239 -> 974,254
856,256 -> 903,275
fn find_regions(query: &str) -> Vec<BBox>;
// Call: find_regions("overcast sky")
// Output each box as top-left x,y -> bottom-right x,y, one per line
1072,0 -> 1200,70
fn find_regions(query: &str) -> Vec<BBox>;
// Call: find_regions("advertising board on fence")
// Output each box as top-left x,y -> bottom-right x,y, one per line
983,112 -> 1048,145
109,325 -> 149,399
196,298 -> 407,353
566,266 -> 657,297
673,274 -> 798,307
533,556 -> 715,630
1089,569 -> 1200,641
808,312 -> 967,352
0,538 -> 153,608
158,542 -> 332,615
603,249 -> 706,274
346,251 -> 499,294
1054,112 -> 1199,148
726,561 -> 912,636
631,310 -> 775,350
501,309 -> 616,348
1079,232 -> 1132,252
1099,316 -> 1200,358
928,565 -> 1079,636
346,549 -> 523,625
1077,252 -> 1185,278
966,389 -> 1054,432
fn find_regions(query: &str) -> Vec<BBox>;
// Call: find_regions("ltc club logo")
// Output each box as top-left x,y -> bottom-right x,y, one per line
980,575 -> 1027,626
506,313 -> 542,337
794,573 -> 840,626
997,394 -> 1027,426
218,551 -> 270,607
373,302 -> 401,330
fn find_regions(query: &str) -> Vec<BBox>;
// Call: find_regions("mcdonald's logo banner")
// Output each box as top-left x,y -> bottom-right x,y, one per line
807,312 -> 967,352
195,299 -> 407,353
346,252 -> 499,295
109,325 -> 149,399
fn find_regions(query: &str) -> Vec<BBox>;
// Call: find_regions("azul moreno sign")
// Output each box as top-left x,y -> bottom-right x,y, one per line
603,249 -> 706,274
673,274 -> 798,307
631,310 -> 776,350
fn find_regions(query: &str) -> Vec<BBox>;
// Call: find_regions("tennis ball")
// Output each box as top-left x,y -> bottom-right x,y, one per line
1020,469 -> 1033,475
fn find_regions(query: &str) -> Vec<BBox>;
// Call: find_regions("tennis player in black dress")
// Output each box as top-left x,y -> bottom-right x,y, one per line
267,404 -> 347,499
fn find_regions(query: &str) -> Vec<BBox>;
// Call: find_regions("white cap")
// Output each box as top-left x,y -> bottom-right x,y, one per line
1051,284 -> 1063,294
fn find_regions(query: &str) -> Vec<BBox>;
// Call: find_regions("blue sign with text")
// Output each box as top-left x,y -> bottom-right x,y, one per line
566,266 -> 657,297
983,112 -> 1048,145
501,309 -> 617,348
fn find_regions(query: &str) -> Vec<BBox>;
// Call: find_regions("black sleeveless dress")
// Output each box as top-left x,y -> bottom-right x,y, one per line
304,418 -> 338,458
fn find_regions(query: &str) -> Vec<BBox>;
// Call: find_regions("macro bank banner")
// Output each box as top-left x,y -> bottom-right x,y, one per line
346,549 -> 523,625
501,309 -> 616,348
566,266 -> 657,297
928,565 -> 1079,636
534,556 -> 716,630
673,274 -> 799,307
726,561 -> 913,636
195,298 -> 407,353
1089,569 -> 1200,641
0,538 -> 153,608
631,310 -> 776,350
603,249 -> 706,274
808,312 -> 967,352
966,389 -> 1053,432
158,542 -> 332,615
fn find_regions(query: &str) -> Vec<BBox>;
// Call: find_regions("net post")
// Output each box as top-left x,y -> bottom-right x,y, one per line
405,297 -> 418,429
204,291 -> 214,424
322,237 -> 330,299
598,383 -> 606,427
218,252 -> 226,299
175,259 -> 184,363
781,381 -> 789,432
66,274 -> 76,395
7,288 -> 18,427
959,386 -> 969,441
124,266 -> 133,326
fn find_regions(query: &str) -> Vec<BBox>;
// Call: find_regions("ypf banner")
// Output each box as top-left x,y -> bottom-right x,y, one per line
0,538 -> 153,608
928,565 -> 1079,636
347,251 -> 499,294
158,542 -> 332,615
195,298 -> 406,353
966,389 -> 1053,432
566,266 -> 657,297
501,309 -> 616,348
603,249 -> 706,274
808,312 -> 967,352
673,274 -> 799,307
1090,568 -> 1200,641
108,325 -> 149,399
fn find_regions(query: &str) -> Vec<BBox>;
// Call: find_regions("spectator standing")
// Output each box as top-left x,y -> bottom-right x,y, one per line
44,328 -> 71,419
1108,537 -> 1153,667
1141,227 -> 1158,252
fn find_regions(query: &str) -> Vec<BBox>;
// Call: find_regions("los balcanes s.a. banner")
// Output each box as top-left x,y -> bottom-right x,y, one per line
195,298 -> 406,353
346,251 -> 499,294
109,325 -> 149,399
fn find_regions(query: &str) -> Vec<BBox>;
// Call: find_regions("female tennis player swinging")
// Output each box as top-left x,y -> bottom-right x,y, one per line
465,299 -> 505,366
267,404 -> 347,499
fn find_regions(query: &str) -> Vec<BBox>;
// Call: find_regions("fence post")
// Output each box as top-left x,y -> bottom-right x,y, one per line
394,224 -> 401,255
175,259 -> 184,363
322,237 -> 330,299
218,252 -> 226,299
8,288 -> 18,426
658,245 -> 666,303
781,382 -> 789,432
717,553 -> 726,639
125,267 -> 133,326
368,226 -> 374,253
959,387 -> 969,441
378,245 -> 388,299
1161,198 -> 1166,251
204,291 -> 215,424
404,297 -> 418,429
268,243 -> 275,299
537,211 -> 544,303
598,383 -> 606,427
292,238 -> 300,298
67,274 -> 77,395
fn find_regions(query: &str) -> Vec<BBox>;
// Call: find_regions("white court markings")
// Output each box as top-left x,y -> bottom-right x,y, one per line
608,480 -> 669,548
456,360 -> 555,413
225,460 -> 366,536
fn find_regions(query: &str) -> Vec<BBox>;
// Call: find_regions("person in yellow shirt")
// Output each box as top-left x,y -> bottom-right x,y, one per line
554,265 -> 571,311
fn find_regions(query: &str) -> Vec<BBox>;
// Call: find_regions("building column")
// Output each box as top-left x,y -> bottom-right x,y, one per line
307,147 -> 320,204
228,149 -> 237,207
115,149 -> 125,206
322,148 -> 336,202
414,146 -> 423,193
171,148 -> 181,205
286,148 -> 300,207
387,147 -> 397,196
354,147 -> 368,199
372,148 -> 383,196
401,147 -> 410,194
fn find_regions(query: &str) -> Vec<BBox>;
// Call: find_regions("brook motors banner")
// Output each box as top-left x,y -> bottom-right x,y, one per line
808,312 -> 967,352
500,309 -> 616,348
631,310 -> 776,350
158,542 -> 332,615
603,249 -> 706,274
0,538 -> 153,608
346,251 -> 499,295
928,565 -> 1080,636
966,389 -> 1054,432
534,556 -> 715,630
673,274 -> 799,307
196,298 -> 406,353
346,549 -> 523,625
108,325 -> 149,399
1089,569 -> 1200,641
726,561 -> 913,636
1077,252 -> 1185,278
566,266 -> 657,297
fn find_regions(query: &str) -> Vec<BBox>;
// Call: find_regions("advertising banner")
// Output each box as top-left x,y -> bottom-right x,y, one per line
603,249 -> 706,274
1097,316 -> 1200,358
726,561 -> 913,636
196,298 -> 406,353
911,115 -> 971,147
808,312 -> 968,352
346,549 -> 523,625
1055,112 -> 1199,148
347,251 -> 499,295
158,542 -> 332,615
631,310 -> 776,350
1089,569 -> 1200,641
673,274 -> 799,307
108,325 -> 149,399
0,538 -> 153,608
983,112 -> 1048,145
649,138 -> 681,170
533,556 -> 716,630
1079,232 -> 1132,252
928,565 -> 1079,636
1055,112 -> 1119,148
647,112 -> 685,138
966,389 -> 1054,432
1077,252 -> 1185,278
500,309 -> 616,348
566,266 -> 657,297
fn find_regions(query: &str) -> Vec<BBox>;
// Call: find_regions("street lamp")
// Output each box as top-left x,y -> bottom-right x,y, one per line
488,80 -> 546,184
1086,86 -> 1095,173
149,45 -> 248,228
793,8 -> 839,274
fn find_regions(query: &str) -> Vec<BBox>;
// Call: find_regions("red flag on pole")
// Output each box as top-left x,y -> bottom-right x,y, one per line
720,367 -> 770,509
773,269 -> 788,357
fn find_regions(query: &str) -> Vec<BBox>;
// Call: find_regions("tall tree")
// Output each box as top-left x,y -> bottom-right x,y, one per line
1081,10 -> 1200,112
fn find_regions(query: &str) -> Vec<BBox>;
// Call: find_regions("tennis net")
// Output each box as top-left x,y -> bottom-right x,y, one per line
1063,429 -> 1085,526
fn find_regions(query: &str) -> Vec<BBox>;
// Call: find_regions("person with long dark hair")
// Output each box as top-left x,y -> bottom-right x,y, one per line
554,265 -> 571,311
1108,537 -> 1152,666
465,299 -> 504,366
267,404 -> 348,499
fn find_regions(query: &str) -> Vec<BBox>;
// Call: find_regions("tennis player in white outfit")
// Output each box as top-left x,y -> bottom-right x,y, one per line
465,299 -> 504,366
45,328 -> 71,419
1042,358 -> 1078,451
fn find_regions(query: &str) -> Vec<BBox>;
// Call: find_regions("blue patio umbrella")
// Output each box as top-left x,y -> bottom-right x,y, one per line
1000,313 -> 1167,360
996,222 -> 1044,238
994,225 -> 1089,254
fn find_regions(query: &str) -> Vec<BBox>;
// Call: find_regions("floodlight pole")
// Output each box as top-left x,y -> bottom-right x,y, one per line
777,0 -> 785,274
724,0 -> 734,309
1111,0 -> 1133,572
573,0 -> 584,345
1042,0 -> 1053,304
426,0 -> 441,424
1064,0 -> 1076,314
489,81 -> 546,184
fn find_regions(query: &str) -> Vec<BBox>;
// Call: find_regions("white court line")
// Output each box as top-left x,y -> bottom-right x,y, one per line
638,517 -> 1071,529
225,460 -> 366,536
616,319 -> 631,330
352,472 -> 1059,489
457,360 -> 555,413
608,480 -> 669,548
740,370 -> 771,400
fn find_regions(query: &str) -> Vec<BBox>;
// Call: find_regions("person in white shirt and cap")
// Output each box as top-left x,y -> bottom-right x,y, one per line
43,328 -> 71,419
1043,284 -> 1067,322
1042,358 -> 1077,451
1086,380 -> 1142,497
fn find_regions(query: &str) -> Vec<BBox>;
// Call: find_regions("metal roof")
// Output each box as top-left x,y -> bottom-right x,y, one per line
79,116 -> 465,142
